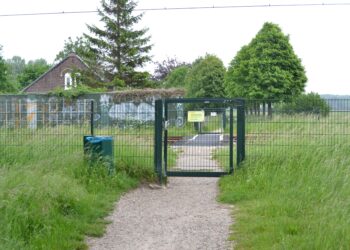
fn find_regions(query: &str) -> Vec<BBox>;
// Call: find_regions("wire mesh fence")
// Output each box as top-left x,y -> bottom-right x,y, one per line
165,102 -> 233,175
0,99 -> 155,169
0,100 -> 91,165
94,101 -> 155,170
0,97 -> 349,171
245,98 -> 350,162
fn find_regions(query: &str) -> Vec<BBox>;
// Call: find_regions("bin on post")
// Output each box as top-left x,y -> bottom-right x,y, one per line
83,136 -> 114,174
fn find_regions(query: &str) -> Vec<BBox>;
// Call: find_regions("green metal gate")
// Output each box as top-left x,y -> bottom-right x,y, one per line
154,98 -> 245,180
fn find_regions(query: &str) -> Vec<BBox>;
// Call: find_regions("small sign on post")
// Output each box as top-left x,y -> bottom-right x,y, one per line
187,111 -> 205,122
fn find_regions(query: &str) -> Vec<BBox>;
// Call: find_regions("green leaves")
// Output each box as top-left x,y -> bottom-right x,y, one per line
17,59 -> 50,89
0,46 -> 18,93
163,65 -> 190,88
225,22 -> 307,100
186,54 -> 226,98
277,92 -> 331,116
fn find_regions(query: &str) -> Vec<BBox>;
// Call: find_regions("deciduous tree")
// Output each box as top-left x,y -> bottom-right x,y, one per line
6,56 -> 26,84
186,54 -> 226,98
0,46 -> 17,93
225,22 -> 307,101
163,65 -> 190,88
55,37 -> 93,63
17,59 -> 50,89
152,57 -> 187,83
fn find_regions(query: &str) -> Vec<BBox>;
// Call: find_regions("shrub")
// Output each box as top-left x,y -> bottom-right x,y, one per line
278,92 -> 330,116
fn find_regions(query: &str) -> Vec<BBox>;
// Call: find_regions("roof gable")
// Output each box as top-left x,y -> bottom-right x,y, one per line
22,53 -> 88,93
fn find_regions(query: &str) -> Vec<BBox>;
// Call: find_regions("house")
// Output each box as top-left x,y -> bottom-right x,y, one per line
23,53 -> 88,93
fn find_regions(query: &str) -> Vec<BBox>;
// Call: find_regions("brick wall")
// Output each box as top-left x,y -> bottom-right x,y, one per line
24,54 -> 87,93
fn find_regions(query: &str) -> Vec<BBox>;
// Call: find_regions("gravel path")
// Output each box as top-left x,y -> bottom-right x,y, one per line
87,177 -> 233,250
87,139 -> 233,250
171,146 -> 224,172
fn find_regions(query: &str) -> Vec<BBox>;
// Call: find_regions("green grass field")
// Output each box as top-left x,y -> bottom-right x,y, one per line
218,112 -> 350,249
2,111 -> 350,249
0,125 -> 160,249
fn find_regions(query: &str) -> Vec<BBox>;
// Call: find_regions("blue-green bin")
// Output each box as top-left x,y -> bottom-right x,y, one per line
83,136 -> 114,173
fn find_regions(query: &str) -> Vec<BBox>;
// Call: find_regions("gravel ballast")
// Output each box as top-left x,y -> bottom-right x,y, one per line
87,177 -> 233,250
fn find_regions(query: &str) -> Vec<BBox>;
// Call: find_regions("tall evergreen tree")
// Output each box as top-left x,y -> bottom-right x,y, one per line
85,0 -> 152,88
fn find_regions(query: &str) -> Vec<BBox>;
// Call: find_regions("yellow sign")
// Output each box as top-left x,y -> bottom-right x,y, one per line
187,111 -> 205,122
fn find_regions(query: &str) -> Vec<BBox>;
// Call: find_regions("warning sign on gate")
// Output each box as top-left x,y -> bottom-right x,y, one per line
187,111 -> 205,122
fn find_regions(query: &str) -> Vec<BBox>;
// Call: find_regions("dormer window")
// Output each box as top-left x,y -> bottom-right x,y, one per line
64,73 -> 73,90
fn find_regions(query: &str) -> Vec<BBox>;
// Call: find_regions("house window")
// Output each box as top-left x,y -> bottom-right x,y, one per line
64,72 -> 80,90
64,73 -> 73,90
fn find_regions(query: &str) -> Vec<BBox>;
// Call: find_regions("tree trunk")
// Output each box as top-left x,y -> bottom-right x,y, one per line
254,102 -> 257,115
268,101 -> 272,118
262,102 -> 266,116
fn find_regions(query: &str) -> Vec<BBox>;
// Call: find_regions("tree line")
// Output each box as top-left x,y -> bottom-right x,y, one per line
0,0 -> 324,111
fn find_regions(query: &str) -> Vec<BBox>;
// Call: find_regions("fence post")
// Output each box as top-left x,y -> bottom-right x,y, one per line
237,99 -> 246,166
229,107 -> 234,174
90,100 -> 94,136
154,99 -> 163,183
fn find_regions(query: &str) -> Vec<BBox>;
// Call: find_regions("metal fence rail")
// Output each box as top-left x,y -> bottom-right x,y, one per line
0,98 -> 349,172
94,103 -> 155,170
245,99 -> 350,162
0,99 -> 155,169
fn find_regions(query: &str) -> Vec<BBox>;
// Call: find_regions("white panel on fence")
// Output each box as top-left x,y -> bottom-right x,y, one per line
26,99 -> 37,129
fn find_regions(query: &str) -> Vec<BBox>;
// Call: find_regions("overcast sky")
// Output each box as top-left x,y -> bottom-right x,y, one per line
0,0 -> 349,95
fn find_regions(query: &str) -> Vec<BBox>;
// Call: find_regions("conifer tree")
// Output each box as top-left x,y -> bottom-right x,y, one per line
85,0 -> 152,88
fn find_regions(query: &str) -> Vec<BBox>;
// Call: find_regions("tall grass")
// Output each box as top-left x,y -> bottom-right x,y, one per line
0,126 -> 156,249
219,113 -> 350,249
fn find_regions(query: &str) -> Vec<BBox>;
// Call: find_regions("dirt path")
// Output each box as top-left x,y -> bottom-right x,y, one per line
87,178 -> 233,250
87,144 -> 233,250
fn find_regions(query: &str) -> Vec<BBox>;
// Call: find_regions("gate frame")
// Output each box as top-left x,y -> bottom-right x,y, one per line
154,98 -> 245,182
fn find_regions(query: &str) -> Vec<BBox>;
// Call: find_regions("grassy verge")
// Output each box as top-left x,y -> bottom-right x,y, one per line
219,143 -> 350,249
0,128 -> 156,249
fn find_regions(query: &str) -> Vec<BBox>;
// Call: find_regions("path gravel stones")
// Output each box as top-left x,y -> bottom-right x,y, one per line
87,134 -> 233,250
171,146 -> 224,172
87,177 -> 233,250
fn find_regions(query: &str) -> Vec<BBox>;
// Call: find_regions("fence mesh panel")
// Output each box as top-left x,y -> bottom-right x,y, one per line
0,98 -> 349,170
0,99 -> 155,168
245,99 -> 350,162
94,101 -> 155,169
